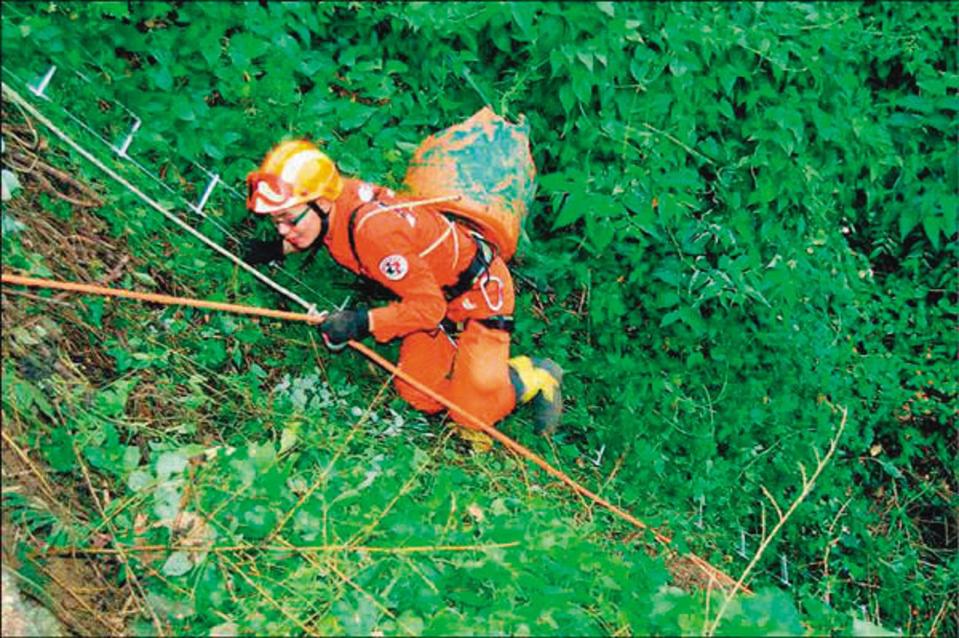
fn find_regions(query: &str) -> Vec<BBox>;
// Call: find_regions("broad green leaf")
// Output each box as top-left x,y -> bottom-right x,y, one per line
552,192 -> 589,229
162,551 -> 193,577
127,470 -> 153,492
899,205 -> 920,240
922,214 -> 941,250
153,482 -> 182,522
279,426 -> 298,454
2,168 -> 21,201
852,618 -> 898,637
46,428 -> 77,472
156,450 -> 189,479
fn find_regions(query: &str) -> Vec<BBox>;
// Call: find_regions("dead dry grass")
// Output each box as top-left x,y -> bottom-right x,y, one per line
2,101 -> 147,636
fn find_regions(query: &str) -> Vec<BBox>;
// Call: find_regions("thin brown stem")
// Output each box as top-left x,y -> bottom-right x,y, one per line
706,405 -> 848,635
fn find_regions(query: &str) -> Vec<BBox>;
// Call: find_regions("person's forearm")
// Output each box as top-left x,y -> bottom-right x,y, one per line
369,295 -> 447,342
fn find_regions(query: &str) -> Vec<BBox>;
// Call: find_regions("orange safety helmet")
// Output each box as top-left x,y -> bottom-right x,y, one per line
246,140 -> 343,214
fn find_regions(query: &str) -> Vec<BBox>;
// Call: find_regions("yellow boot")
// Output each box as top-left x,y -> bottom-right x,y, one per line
454,425 -> 494,453
508,356 -> 564,435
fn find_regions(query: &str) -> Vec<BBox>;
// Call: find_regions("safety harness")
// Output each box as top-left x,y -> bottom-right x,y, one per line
440,232 -> 514,334
441,315 -> 514,334
441,230 -> 494,301
344,202 -> 515,334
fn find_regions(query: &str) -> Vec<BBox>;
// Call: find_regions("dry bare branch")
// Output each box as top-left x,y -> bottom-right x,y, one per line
705,405 -> 848,636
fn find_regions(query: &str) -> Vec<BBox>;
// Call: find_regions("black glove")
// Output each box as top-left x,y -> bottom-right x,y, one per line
242,238 -> 285,265
320,308 -> 370,350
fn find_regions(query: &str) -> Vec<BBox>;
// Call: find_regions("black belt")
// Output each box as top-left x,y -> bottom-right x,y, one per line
442,235 -> 494,301
440,316 -> 514,334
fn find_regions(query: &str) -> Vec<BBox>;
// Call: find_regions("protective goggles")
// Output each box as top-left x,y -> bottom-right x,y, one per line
272,206 -> 312,227
246,172 -> 294,214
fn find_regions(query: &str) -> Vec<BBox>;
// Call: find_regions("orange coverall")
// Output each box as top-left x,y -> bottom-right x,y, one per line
322,178 -> 517,428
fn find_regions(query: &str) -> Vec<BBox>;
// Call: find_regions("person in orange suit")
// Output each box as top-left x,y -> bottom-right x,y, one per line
244,140 -> 562,448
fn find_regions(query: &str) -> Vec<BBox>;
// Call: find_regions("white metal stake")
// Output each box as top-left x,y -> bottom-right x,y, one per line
696,495 -> 705,529
2,81 -> 317,311
591,444 -> 605,467
28,65 -> 57,99
737,527 -> 747,558
114,117 -> 141,158
192,173 -> 220,213
779,553 -> 791,586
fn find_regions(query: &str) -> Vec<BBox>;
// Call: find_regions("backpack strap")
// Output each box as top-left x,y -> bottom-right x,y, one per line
346,202 -> 373,274
299,202 -> 330,271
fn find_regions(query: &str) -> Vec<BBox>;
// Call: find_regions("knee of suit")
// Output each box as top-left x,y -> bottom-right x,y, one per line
448,390 -> 514,429
455,359 -> 511,397
394,377 -> 445,414
449,374 -> 515,431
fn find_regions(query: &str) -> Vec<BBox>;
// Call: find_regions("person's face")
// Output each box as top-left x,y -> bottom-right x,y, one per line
269,201 -> 326,250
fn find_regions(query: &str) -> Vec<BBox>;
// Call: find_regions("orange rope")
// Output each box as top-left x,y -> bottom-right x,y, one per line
1,271 -> 749,594
0,273 -> 321,324
354,338 -> 675,546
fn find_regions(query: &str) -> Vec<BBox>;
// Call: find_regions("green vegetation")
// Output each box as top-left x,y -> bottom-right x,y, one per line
1,2 -> 955,635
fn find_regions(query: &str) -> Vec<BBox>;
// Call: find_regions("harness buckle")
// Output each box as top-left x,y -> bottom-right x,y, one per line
439,315 -> 514,335
442,233 -> 494,301
479,273 -> 504,312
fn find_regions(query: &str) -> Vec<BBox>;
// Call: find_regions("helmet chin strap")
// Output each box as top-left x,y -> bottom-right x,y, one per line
300,201 -> 330,271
